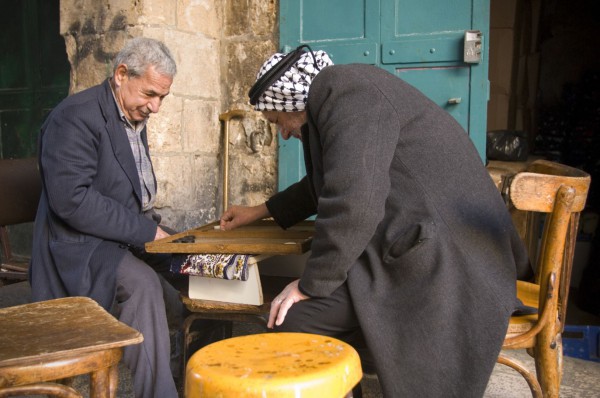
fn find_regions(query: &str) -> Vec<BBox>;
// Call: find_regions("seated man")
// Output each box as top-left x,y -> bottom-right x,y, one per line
30,37 -> 202,398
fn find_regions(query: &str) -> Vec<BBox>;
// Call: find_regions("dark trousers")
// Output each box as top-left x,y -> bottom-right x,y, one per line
272,282 -> 375,396
114,251 -> 182,398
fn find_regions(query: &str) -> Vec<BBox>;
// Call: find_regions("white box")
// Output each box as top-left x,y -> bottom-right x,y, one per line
188,257 -> 263,305
187,253 -> 310,305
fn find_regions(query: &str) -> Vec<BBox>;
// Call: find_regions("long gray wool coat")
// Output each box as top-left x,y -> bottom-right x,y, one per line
29,79 -> 159,311
266,64 -> 531,397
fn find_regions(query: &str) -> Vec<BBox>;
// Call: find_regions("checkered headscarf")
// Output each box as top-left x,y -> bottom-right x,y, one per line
254,50 -> 333,112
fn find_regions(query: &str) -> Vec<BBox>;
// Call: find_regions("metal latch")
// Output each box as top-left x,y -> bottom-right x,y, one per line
464,30 -> 482,63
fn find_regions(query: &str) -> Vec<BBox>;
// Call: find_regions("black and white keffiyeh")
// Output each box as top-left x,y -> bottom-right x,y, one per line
254,50 -> 334,112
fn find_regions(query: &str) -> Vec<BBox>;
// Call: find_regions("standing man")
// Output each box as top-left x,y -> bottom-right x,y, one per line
30,37 -> 180,398
220,47 -> 532,397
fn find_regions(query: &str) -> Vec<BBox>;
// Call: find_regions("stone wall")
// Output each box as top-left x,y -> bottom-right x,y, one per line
59,0 -> 279,231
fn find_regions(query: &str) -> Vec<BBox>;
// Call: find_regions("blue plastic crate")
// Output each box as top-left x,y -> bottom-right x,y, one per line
563,325 -> 600,362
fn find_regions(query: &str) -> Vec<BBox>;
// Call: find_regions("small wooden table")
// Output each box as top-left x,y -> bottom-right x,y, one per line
0,296 -> 143,398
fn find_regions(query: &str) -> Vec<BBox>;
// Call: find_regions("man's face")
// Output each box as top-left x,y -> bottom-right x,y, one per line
113,64 -> 173,122
262,110 -> 307,140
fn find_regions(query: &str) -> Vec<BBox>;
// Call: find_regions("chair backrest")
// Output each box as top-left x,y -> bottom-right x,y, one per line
0,157 -> 42,263
508,159 -> 591,331
0,157 -> 42,226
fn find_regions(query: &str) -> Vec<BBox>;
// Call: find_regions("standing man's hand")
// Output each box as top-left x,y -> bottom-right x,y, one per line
220,203 -> 270,231
268,279 -> 309,328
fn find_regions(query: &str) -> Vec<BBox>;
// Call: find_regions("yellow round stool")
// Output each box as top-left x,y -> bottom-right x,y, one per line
185,332 -> 363,398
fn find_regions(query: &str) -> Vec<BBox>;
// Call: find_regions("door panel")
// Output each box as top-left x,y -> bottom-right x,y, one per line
396,66 -> 470,129
381,33 -> 464,64
280,0 -> 380,64
299,1 -> 368,41
0,0 -> 69,159
380,0 -> 489,158
386,0 -> 472,35
278,0 -> 489,191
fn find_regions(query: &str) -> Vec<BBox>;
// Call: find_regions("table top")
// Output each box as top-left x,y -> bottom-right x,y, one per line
0,296 -> 143,367
146,219 -> 314,255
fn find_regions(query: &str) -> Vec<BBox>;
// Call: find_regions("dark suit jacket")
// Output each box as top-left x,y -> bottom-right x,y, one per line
266,64 -> 531,397
30,79 -> 158,310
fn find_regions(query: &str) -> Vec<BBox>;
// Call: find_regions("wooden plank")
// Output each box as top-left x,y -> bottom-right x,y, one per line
510,173 -> 590,212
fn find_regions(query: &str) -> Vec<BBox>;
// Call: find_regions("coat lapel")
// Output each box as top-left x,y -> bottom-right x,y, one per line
98,79 -> 144,204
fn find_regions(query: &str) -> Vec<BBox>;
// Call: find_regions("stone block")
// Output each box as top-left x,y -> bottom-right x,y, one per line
60,0 -> 141,35
176,0 -> 222,38
145,29 -> 220,99
220,114 -> 276,206
227,146 -> 276,207
147,95 -> 184,152
225,0 -> 277,37
138,0 -> 177,25
192,154 -> 220,211
153,155 -> 194,209
223,40 -> 277,106
182,99 -> 220,154
65,31 -> 132,92
153,153 -> 219,212
155,207 -> 217,233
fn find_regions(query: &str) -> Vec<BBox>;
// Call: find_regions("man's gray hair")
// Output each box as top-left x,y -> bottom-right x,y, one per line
113,37 -> 177,78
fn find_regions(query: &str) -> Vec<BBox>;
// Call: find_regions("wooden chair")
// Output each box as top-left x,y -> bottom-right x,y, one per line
498,159 -> 591,398
0,157 -> 42,281
0,296 -> 143,398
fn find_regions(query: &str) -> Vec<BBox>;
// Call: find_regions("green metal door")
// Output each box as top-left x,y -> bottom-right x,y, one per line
0,0 -> 69,159
379,0 -> 489,157
278,0 -> 489,190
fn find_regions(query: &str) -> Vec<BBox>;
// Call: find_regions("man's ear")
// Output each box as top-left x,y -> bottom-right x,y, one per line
113,64 -> 129,86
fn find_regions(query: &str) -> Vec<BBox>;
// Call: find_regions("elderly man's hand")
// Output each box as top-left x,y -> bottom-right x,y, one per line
268,279 -> 309,328
219,203 -> 270,231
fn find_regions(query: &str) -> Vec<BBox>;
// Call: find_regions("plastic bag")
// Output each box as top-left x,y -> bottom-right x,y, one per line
486,130 -> 529,161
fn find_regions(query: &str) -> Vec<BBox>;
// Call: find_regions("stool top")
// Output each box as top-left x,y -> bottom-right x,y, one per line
186,332 -> 362,398
0,296 -> 143,367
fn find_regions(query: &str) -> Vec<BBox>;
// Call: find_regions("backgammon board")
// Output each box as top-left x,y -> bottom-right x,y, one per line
145,219 -> 314,255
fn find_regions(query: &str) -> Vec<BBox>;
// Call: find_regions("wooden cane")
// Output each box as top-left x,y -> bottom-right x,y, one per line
219,110 -> 248,212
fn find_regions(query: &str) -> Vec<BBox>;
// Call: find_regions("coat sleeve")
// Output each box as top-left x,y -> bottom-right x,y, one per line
266,176 -> 317,229
39,106 -> 157,247
298,66 -> 407,297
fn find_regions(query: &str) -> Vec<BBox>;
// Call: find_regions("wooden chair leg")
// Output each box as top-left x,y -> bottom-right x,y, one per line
90,367 -> 111,398
109,364 -> 119,397
535,328 -> 563,398
497,354 -> 542,398
181,315 -> 235,389
0,382 -> 82,398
